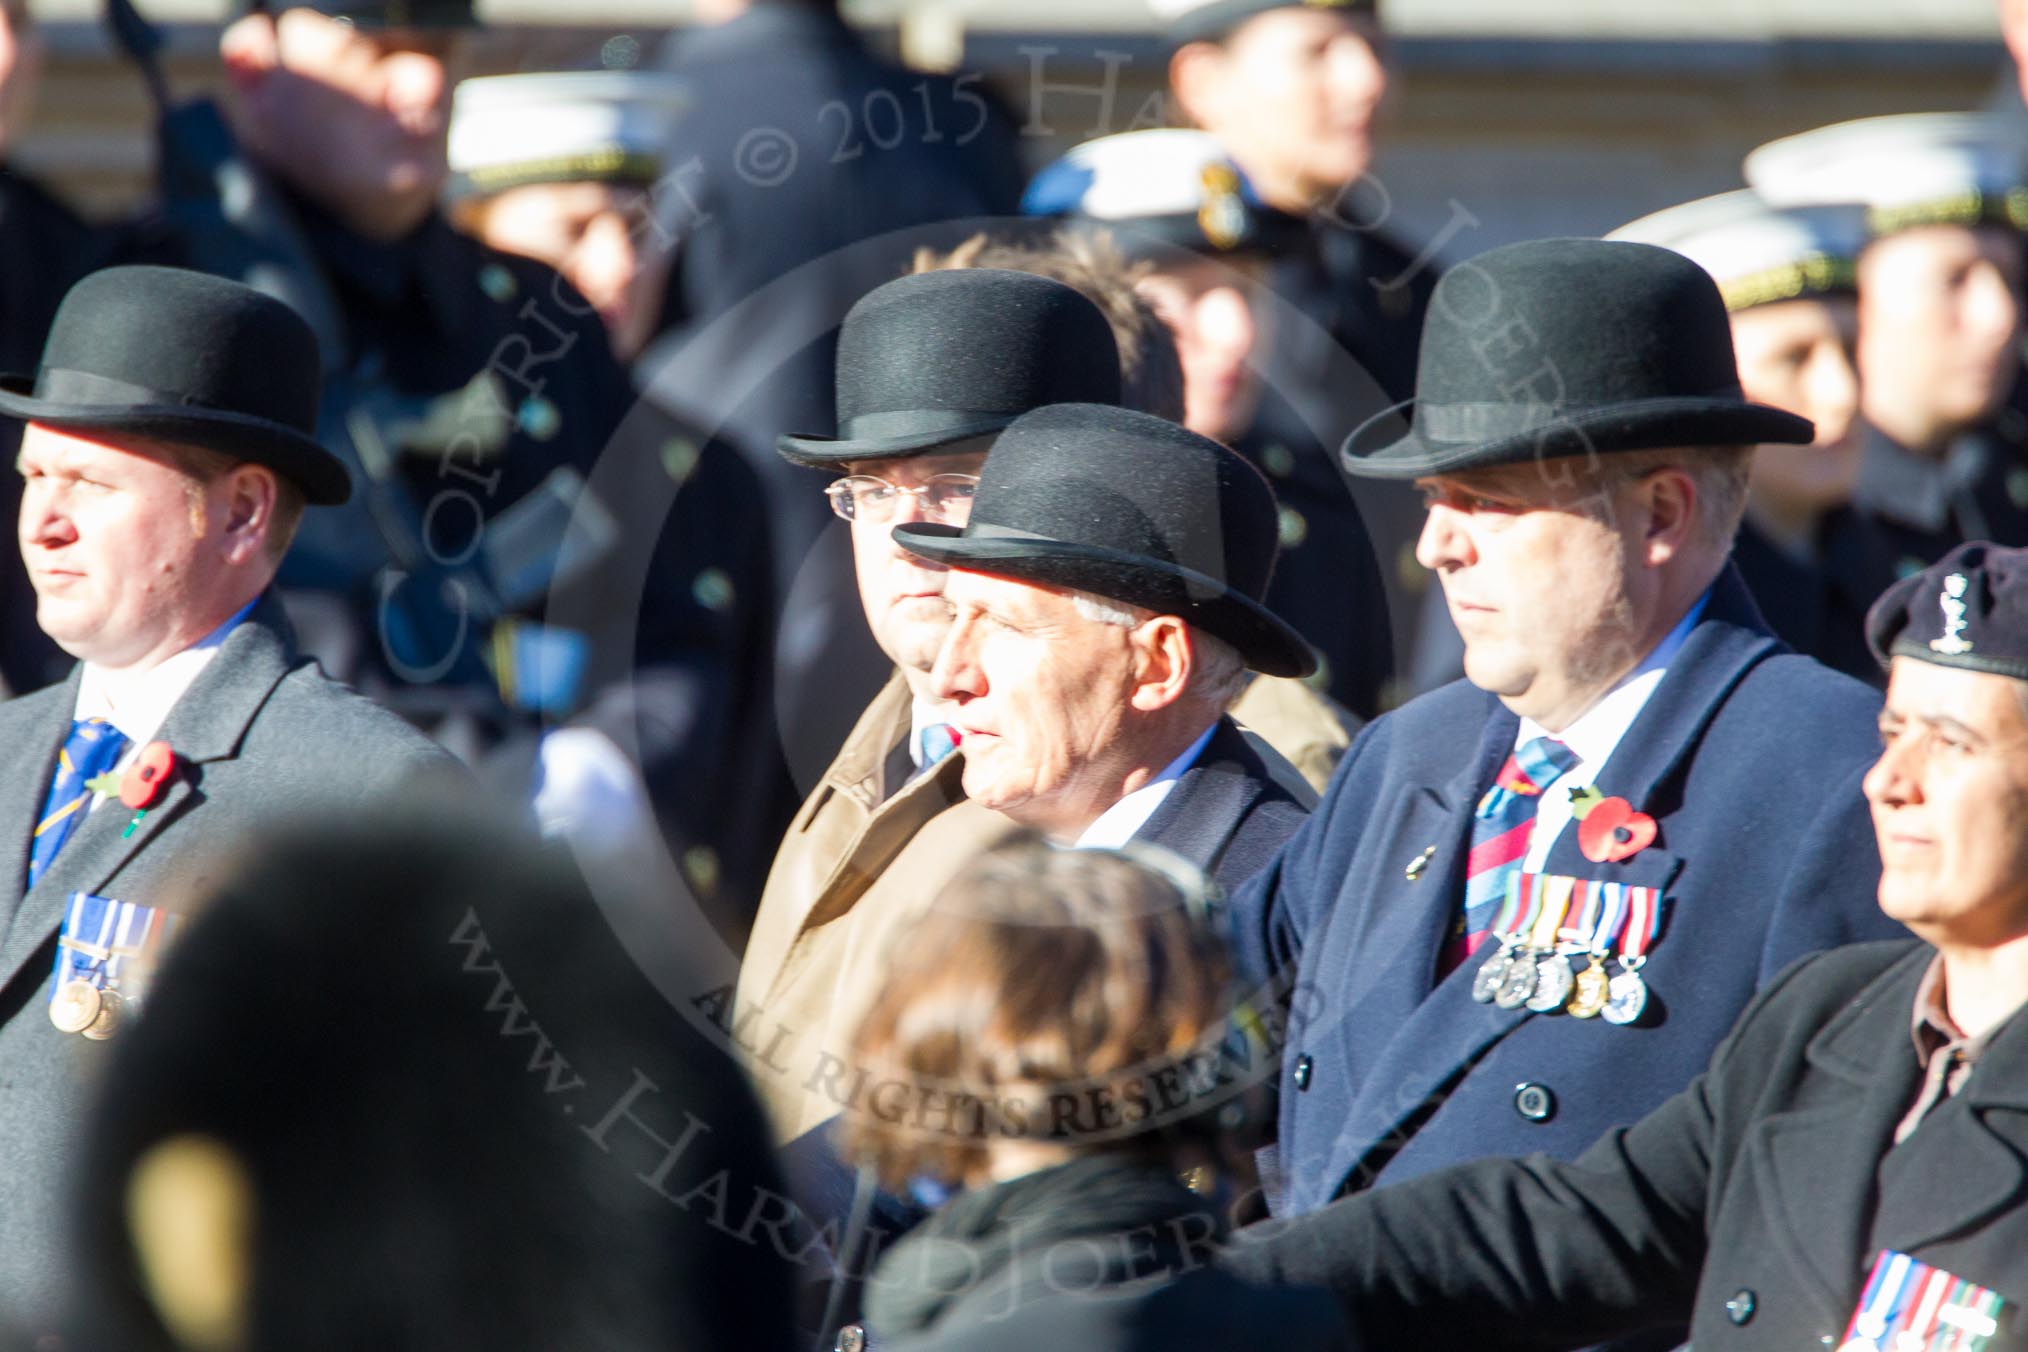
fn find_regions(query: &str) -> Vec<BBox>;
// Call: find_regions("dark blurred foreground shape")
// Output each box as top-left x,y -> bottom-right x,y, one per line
64,803 -> 798,1352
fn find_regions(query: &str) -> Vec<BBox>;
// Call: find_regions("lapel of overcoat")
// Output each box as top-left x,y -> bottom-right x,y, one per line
0,674 -> 81,931
1317,566 -> 1784,1202
1132,719 -> 1265,879
1745,948 -> 1932,1329
0,602 -> 294,1001
744,673 -> 968,1009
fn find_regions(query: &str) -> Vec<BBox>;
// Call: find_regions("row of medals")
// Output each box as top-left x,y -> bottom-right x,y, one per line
1472,938 -> 1648,1024
49,976 -> 126,1041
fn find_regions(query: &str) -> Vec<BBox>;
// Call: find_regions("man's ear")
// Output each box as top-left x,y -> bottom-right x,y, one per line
217,465 -> 280,567
1129,614 -> 1194,712
1168,40 -> 1227,129
1635,466 -> 1698,569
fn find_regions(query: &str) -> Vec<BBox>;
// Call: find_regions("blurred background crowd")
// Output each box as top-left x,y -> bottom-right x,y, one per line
3,0 -> 2028,1346
0,0 -> 2021,945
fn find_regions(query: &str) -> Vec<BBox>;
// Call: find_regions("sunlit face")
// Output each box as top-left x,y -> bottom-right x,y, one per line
845,451 -> 984,674
222,8 -> 463,229
1865,657 -> 2028,950
930,570 -> 1146,836
1179,9 -> 1388,210
1733,296 -> 1863,518
468,181 -> 667,361
1858,224 -> 2023,449
17,424 -> 248,670
1137,256 -> 1268,442
1415,462 -> 1655,729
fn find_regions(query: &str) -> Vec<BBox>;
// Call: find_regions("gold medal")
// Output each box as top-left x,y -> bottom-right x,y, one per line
49,978 -> 103,1034
1568,954 -> 1610,1018
81,988 -> 125,1042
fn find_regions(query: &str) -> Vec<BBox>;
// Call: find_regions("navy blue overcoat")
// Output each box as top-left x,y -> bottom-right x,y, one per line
1231,565 -> 1906,1215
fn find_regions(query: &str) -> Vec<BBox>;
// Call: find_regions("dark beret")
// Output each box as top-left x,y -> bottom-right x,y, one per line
1866,541 -> 2028,681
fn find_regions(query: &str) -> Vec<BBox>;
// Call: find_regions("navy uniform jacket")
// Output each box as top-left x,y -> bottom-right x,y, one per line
1229,565 -> 1904,1218
1221,940 -> 2028,1352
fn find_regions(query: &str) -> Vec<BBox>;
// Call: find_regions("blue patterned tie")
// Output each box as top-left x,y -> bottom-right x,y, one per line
29,718 -> 130,890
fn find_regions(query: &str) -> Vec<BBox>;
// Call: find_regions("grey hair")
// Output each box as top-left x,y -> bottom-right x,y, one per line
1069,590 -> 1252,709
1595,445 -> 1754,555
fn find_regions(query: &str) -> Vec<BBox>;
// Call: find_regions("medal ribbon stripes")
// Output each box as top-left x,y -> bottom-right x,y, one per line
1841,1249 -> 2010,1352
1620,884 -> 1662,967
48,893 -> 183,1038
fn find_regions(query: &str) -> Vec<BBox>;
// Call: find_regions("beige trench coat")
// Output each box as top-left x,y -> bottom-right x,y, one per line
736,671 -> 1020,1143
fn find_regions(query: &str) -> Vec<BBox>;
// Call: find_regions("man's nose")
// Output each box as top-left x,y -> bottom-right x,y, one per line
928,620 -> 981,702
1862,735 -> 1921,810
20,488 -> 72,549
1415,502 -> 1472,572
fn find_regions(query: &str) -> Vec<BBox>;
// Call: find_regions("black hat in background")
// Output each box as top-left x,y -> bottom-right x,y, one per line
894,403 -> 1315,678
777,269 -> 1124,468
1154,0 -> 1378,47
267,0 -> 478,28
0,265 -> 350,505
1341,237 -> 1815,480
1866,541 -> 2028,681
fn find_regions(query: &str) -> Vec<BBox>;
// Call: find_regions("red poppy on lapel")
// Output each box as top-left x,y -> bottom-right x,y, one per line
1576,796 -> 1657,864
120,742 -> 178,811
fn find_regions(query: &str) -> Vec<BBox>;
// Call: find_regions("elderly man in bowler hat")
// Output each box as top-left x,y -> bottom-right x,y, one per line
1223,541 -> 2028,1350
735,269 -> 1123,1168
899,402 -> 1314,865
1225,239 -> 1903,1294
0,265 -> 451,1334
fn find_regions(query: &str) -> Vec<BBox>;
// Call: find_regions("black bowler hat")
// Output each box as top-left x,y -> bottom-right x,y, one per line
271,0 -> 477,27
777,270 -> 1123,468
1341,238 -> 1814,480
894,403 -> 1315,678
1866,541 -> 2028,681
0,266 -> 350,505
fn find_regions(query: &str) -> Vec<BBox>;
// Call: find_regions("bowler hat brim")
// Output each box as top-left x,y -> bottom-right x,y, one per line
894,523 -> 1318,679
0,375 -> 352,506
1341,395 -> 1815,481
776,418 -> 1015,469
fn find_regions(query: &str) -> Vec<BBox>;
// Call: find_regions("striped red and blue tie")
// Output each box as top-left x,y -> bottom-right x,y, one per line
1452,735 -> 1578,965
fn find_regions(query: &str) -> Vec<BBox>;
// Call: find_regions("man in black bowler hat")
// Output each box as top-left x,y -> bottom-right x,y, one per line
1223,541 -> 2028,1351
899,401 -> 1315,877
1223,239 -> 1903,1326
0,265 -> 451,1334
738,269 -> 1127,1163
122,0 -> 637,759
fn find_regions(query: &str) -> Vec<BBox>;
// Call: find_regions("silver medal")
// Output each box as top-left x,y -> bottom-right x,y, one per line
1495,952 -> 1539,1009
1601,969 -> 1649,1025
1525,953 -> 1575,1013
1471,944 -> 1512,1004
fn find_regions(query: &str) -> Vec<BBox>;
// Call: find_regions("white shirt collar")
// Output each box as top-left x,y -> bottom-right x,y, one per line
1512,588 -> 1709,872
1074,721 -> 1218,852
74,600 -> 258,752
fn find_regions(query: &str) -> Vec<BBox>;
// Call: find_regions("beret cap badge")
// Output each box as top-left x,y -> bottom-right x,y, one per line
1931,574 -> 1975,657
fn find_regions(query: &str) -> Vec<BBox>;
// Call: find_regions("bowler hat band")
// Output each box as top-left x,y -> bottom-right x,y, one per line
945,518 -> 1242,603
31,367 -> 235,415
836,407 -> 1016,444
1416,389 -> 1748,444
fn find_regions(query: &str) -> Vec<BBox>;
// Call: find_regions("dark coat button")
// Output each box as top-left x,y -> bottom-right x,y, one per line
1513,1082 -> 1555,1122
1293,1054 -> 1314,1091
1725,1290 -> 1756,1325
